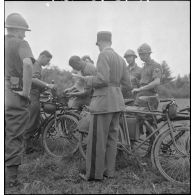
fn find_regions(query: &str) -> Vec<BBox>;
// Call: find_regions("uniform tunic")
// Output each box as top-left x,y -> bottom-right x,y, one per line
23,61 -> 43,140
5,34 -> 33,166
121,63 -> 142,99
135,59 -> 162,110
84,47 -> 131,179
70,62 -> 97,110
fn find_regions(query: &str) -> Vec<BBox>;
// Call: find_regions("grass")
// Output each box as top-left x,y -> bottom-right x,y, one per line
5,99 -> 190,194
5,149 -> 190,194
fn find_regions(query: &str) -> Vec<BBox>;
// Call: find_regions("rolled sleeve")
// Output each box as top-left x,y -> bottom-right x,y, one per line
152,67 -> 162,80
18,40 -> 34,61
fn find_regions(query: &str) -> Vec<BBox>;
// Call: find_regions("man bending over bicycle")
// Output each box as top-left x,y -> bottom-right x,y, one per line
63,55 -> 97,111
23,50 -> 56,154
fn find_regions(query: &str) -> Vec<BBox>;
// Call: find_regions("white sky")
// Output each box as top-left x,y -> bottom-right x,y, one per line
5,1 -> 190,77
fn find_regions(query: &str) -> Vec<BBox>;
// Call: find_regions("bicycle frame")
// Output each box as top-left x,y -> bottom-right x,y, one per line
119,108 -> 189,156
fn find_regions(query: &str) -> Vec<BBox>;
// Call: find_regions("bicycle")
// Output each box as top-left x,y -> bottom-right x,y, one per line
78,96 -> 190,185
28,89 -> 80,159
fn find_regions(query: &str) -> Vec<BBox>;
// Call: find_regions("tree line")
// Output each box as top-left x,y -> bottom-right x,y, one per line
41,61 -> 190,99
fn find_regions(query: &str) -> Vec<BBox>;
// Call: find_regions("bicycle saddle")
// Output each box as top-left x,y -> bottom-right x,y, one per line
138,95 -> 158,102
125,106 -> 146,112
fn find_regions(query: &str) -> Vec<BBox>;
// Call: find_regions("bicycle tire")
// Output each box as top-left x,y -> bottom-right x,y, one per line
152,126 -> 190,185
42,114 -> 79,159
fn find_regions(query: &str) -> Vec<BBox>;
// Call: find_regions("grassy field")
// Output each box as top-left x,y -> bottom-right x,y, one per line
5,99 -> 190,194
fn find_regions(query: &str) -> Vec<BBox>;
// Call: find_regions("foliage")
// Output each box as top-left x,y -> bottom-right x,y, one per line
42,66 -> 74,95
41,64 -> 190,99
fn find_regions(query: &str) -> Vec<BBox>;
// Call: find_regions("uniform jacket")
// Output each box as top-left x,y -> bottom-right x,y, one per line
5,34 -> 33,89
139,59 -> 162,94
84,47 -> 131,114
121,63 -> 142,99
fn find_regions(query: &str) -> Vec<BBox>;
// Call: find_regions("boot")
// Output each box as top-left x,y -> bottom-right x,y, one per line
5,165 -> 20,188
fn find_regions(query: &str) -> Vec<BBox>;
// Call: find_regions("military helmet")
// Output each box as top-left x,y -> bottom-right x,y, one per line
137,43 -> 152,54
124,49 -> 137,58
5,13 -> 31,31
69,55 -> 81,66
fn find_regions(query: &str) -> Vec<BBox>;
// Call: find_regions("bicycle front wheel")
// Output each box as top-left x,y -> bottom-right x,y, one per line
42,114 -> 79,159
152,126 -> 190,185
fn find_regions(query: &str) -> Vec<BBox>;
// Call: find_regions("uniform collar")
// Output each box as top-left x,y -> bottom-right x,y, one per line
103,46 -> 112,51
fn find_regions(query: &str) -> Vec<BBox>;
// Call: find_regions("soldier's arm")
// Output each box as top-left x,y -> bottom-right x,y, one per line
138,67 -> 161,91
32,78 -> 53,90
84,52 -> 109,88
18,41 -> 34,97
120,60 -> 132,90
139,77 -> 160,91
22,58 -> 33,97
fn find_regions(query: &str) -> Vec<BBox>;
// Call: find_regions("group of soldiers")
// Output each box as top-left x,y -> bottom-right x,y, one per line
5,12 -> 162,187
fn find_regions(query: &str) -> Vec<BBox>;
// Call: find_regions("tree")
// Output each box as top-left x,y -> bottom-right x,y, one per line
160,61 -> 175,85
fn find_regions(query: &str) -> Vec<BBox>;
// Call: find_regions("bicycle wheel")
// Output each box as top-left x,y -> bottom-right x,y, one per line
42,114 -> 79,158
152,126 -> 190,185
130,124 -> 156,157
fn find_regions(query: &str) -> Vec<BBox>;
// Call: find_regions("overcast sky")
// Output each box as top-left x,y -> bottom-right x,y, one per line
5,1 -> 190,77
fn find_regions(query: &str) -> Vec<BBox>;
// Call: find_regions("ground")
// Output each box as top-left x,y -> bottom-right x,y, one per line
5,149 -> 190,194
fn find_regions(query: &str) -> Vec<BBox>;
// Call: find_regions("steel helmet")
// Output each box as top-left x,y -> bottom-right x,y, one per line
69,56 -> 81,66
5,13 -> 31,31
137,43 -> 152,54
124,49 -> 137,58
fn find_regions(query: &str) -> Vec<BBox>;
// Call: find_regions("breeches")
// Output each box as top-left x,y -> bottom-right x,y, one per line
86,112 -> 120,179
5,89 -> 29,166
23,97 -> 40,140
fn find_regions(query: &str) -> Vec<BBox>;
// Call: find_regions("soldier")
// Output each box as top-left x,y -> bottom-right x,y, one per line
81,55 -> 94,65
132,43 -> 162,110
5,13 -> 34,187
77,31 -> 131,181
64,56 -> 97,111
23,50 -> 55,154
122,49 -> 142,99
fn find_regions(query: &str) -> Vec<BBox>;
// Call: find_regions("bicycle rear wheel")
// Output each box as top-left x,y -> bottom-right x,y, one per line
42,114 -> 79,159
152,126 -> 190,185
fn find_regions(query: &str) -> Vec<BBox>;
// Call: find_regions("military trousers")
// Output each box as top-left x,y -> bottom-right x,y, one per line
86,112 -> 120,180
23,94 -> 40,140
5,88 -> 30,167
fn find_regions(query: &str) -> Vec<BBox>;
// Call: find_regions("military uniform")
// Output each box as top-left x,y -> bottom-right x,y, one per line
84,45 -> 131,180
70,62 -> 97,110
134,59 -> 162,110
23,61 -> 44,144
122,63 -> 142,99
5,34 -> 33,167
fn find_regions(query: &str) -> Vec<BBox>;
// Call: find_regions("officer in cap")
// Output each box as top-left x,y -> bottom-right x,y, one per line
77,31 -> 131,181
122,49 -> 142,99
132,43 -> 162,110
24,50 -> 56,154
5,13 -> 34,187
64,55 -> 97,111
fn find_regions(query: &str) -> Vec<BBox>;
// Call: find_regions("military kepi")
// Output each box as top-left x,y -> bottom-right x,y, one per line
96,31 -> 112,45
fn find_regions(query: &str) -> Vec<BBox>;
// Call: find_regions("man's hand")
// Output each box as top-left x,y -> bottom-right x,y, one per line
72,73 -> 85,80
47,84 -> 57,90
132,88 -> 141,94
13,90 -> 29,98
